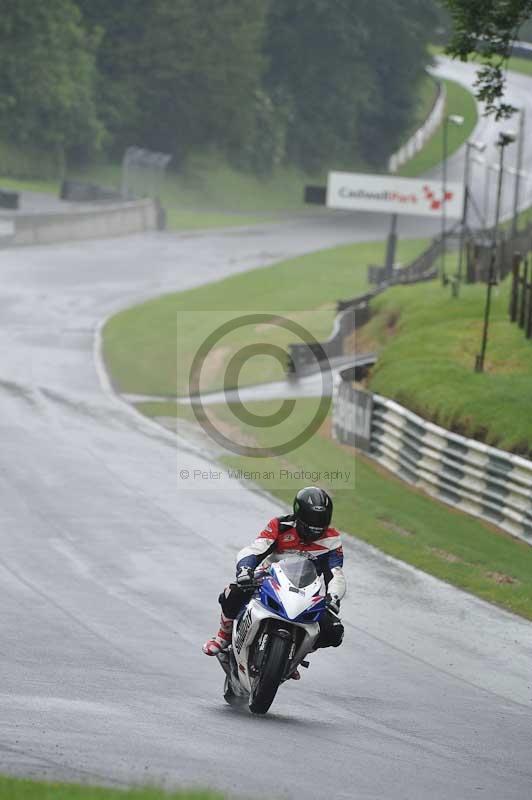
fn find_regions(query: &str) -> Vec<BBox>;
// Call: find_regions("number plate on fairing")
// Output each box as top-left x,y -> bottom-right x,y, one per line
235,609 -> 253,653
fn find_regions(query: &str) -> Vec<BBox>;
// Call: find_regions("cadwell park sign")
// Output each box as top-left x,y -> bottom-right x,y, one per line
326,171 -> 464,219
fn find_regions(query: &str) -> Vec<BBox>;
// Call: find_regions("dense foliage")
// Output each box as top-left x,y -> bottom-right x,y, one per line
0,0 -> 437,175
444,0 -> 532,117
0,0 -> 103,168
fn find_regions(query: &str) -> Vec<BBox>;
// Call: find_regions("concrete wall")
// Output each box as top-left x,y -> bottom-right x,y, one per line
4,198 -> 159,247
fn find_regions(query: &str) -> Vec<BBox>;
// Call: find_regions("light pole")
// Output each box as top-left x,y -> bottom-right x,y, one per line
456,139 -> 486,295
484,161 -> 512,228
483,160 -> 494,229
470,154 -> 486,221
475,130 -> 517,373
511,108 -> 525,238
441,114 -> 464,284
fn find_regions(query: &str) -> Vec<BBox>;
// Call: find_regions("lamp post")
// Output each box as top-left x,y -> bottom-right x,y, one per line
441,114 -> 464,284
470,154 -> 486,220
456,140 -> 486,295
484,161 -> 511,228
511,108 -> 525,238
475,131 -> 517,373
483,160 -> 495,229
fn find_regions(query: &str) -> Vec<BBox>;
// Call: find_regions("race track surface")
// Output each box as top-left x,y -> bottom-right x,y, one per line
1,61 -> 532,800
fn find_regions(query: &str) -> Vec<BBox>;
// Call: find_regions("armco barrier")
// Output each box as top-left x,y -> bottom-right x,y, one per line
287,289 -> 379,375
4,198 -> 159,246
287,238 -> 443,375
333,379 -> 532,545
512,40 -> 532,59
389,76 -> 445,173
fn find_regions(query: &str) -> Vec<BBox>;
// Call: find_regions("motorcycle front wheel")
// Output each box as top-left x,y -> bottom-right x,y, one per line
249,632 -> 291,715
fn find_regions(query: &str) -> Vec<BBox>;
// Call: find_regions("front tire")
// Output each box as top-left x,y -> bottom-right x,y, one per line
249,633 -> 291,715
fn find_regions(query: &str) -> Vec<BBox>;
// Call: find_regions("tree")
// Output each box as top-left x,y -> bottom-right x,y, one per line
264,0 -> 437,172
443,0 -> 532,117
358,0 -> 439,165
0,0 -> 104,167
79,0 -> 269,164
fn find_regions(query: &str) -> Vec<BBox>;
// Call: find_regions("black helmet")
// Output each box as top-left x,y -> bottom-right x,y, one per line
293,486 -> 333,542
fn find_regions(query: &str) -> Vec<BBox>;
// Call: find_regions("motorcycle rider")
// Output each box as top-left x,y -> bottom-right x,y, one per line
203,487 -> 346,673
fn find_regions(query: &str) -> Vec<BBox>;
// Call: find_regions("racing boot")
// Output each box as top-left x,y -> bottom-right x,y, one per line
202,613 -> 233,656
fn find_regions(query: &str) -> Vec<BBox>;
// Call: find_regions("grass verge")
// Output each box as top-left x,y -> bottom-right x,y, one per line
363,267 -> 532,455
74,157 -> 328,230
103,238 -> 429,397
0,775 -> 221,800
104,232 -> 532,619
139,396 -> 532,620
397,78 -> 478,177
0,175 -> 60,195
0,71 -> 469,229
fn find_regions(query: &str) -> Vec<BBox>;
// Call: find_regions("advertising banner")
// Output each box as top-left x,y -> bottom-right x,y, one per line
327,171 -> 464,219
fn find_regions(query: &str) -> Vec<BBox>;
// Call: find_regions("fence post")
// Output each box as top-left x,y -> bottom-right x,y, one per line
498,237 -> 506,281
509,252 -> 521,322
519,259 -> 529,329
527,274 -> 532,339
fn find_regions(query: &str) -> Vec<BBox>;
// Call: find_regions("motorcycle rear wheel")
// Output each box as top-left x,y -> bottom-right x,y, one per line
249,633 -> 291,715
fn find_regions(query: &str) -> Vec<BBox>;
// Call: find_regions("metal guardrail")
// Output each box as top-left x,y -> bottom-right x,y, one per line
332,381 -> 532,545
511,40 -> 532,59
510,252 -> 532,338
466,221 -> 532,283
287,236 -> 445,375
389,75 -> 445,173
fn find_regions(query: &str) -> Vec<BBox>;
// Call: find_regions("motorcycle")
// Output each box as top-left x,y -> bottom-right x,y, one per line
216,556 -> 327,715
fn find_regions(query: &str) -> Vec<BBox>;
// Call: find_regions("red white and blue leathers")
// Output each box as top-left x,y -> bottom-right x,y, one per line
203,513 -> 346,655
236,514 -> 347,602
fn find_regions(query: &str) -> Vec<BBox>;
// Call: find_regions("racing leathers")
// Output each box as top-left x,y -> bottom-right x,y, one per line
203,514 -> 346,656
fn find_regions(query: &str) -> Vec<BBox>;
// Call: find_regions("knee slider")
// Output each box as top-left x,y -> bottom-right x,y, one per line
331,621 -> 344,647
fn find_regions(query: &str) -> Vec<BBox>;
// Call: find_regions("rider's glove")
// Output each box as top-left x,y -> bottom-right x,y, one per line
326,593 -> 341,614
236,566 -> 254,587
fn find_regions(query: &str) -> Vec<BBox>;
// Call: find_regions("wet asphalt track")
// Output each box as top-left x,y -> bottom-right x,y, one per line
0,60 -> 532,799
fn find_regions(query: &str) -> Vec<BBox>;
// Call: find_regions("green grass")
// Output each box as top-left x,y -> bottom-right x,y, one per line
104,232 -> 532,618
73,72 -> 457,229
138,395 -> 532,620
505,54 -> 532,76
364,268 -> 532,454
0,70 -> 470,231
0,776 -> 222,800
103,238 -> 430,397
0,175 -> 60,195
397,79 -> 478,177
0,138 -> 63,183
76,156 -> 329,223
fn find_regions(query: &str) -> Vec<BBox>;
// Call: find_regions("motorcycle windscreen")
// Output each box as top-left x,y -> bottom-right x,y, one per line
277,558 -> 317,588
